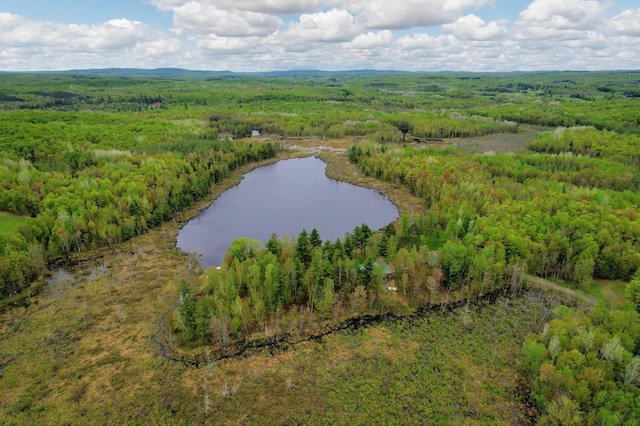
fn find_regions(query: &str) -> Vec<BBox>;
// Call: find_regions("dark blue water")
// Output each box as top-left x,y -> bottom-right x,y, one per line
176,156 -> 398,266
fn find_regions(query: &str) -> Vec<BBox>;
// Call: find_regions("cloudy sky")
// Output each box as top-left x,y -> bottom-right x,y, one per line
1,0 -> 639,72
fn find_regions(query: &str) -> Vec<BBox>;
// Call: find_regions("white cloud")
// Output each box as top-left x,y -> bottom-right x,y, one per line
397,33 -> 459,51
213,0 -> 324,14
442,14 -> 507,40
608,8 -> 640,36
344,30 -> 394,49
3,2 -> 640,72
515,25 -> 591,42
512,0 -> 610,47
279,9 -> 361,43
149,0 -> 189,12
0,13 -> 182,70
518,0 -> 605,29
132,39 -> 182,56
154,0 -> 499,31
343,0 -> 496,30
152,0 -> 324,14
195,35 -> 263,53
173,2 -> 281,37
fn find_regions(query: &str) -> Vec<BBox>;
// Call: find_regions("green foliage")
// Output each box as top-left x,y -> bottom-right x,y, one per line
529,126 -> 640,167
176,281 -> 196,340
295,229 -> 312,267
538,395 -> 584,426
226,237 -> 262,263
177,222 -> 451,343
304,295 -> 557,425
350,135 -> 639,285
624,276 -> 640,312
0,105 -> 279,297
265,232 -> 282,258
522,338 -> 546,380
440,240 -> 470,290
2,71 -> 637,296
309,228 -> 322,249
521,305 -> 640,423
0,212 -> 28,236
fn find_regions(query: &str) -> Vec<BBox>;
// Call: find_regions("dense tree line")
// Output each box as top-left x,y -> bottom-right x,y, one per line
472,98 -> 640,134
207,109 -> 519,141
522,302 -> 640,424
172,223 -> 474,346
529,126 -> 640,167
0,125 -> 278,297
349,131 -> 640,287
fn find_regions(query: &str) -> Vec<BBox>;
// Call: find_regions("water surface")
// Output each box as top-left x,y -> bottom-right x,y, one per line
177,156 -> 398,266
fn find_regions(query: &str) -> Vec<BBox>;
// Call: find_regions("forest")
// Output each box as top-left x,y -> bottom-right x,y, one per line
1,70 -> 639,424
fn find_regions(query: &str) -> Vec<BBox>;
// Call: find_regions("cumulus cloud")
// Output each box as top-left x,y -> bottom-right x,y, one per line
152,0 -> 323,14
3,1 -> 640,72
152,0 -> 497,31
0,13 -> 181,70
397,33 -> 458,51
517,0 -> 605,30
132,39 -> 183,56
608,8 -> 640,36
442,14 -> 507,40
512,0 -> 609,46
344,0 -> 496,30
344,30 -> 394,49
279,9 -> 361,43
195,35 -> 264,53
172,2 -> 281,37
213,0 -> 324,14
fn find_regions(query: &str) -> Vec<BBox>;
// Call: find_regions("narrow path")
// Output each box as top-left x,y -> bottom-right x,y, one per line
524,274 -> 598,306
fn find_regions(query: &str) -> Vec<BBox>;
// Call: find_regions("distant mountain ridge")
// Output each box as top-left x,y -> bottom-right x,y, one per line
1,68 -> 412,79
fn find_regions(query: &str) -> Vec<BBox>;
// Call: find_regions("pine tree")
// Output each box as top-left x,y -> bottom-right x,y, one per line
309,228 -> 322,249
296,229 -> 312,266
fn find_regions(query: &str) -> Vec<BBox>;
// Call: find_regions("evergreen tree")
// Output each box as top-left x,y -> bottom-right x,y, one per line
296,229 -> 312,266
309,228 -> 322,249
266,232 -> 282,258
378,234 -> 389,259
177,280 -> 196,340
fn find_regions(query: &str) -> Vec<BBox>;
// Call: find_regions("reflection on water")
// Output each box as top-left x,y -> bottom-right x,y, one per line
177,157 -> 398,267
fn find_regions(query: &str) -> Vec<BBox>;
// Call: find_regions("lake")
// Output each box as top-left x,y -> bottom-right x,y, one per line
176,156 -> 399,267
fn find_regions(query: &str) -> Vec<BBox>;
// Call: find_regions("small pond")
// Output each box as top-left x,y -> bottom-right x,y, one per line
176,156 -> 398,267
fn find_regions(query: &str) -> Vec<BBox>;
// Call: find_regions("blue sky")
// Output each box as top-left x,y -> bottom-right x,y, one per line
1,0 -> 639,71
0,0 -> 172,26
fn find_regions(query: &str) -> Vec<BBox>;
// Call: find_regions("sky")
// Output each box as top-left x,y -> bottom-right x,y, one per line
0,0 -> 639,72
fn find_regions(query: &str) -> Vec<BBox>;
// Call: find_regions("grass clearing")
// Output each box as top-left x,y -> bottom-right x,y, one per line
450,124 -> 548,154
0,212 -> 27,236
177,293 -> 561,425
586,279 -> 628,308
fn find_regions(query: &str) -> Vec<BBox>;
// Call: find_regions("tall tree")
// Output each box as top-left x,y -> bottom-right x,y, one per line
296,229 -> 312,266
309,228 -> 322,249
266,233 -> 282,258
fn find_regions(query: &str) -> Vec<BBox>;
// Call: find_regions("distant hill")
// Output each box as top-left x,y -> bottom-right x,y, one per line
1,68 -> 412,80
61,68 -> 222,79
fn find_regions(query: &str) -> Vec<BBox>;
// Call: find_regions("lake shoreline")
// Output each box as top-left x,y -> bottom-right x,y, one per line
176,153 -> 399,266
